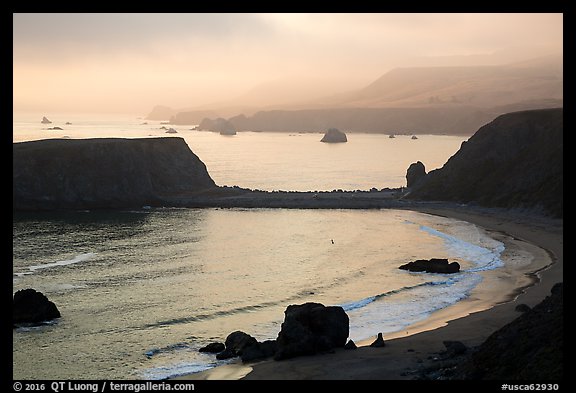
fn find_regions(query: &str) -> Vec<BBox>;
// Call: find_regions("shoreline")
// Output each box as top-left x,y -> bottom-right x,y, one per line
176,203 -> 562,380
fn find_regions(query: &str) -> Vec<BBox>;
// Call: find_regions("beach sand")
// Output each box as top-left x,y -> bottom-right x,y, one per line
175,204 -> 562,380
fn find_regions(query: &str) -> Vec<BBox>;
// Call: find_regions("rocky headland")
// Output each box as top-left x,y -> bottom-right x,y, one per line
13,137 -> 216,210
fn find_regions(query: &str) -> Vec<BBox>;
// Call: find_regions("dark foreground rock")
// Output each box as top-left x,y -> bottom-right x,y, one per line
370,333 -> 386,348
240,340 -> 278,363
275,302 -> 349,360
13,288 -> 61,326
224,331 -> 258,355
419,283 -> 563,380
344,339 -> 357,350
320,128 -> 347,143
399,258 -> 460,274
455,283 -> 563,380
13,137 -> 216,210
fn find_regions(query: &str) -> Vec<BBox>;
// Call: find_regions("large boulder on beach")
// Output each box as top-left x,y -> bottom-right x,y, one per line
399,258 -> 460,274
240,340 -> 278,363
274,302 -> 349,360
320,128 -> 347,143
406,161 -> 427,188
13,288 -> 61,326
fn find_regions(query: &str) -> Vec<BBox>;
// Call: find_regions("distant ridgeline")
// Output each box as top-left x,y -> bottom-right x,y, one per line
407,108 -> 563,217
13,138 -> 216,210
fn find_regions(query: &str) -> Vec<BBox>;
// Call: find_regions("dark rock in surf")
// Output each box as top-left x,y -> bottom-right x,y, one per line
41,116 -> 52,124
224,331 -> 259,356
370,333 -> 386,348
399,258 -> 460,274
13,288 -> 61,326
216,348 -> 236,360
406,161 -> 427,188
344,339 -> 357,350
320,128 -> 347,143
199,342 -> 225,353
275,302 -> 349,360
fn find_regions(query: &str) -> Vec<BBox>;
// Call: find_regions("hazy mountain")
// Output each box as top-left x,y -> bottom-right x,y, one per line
317,54 -> 562,108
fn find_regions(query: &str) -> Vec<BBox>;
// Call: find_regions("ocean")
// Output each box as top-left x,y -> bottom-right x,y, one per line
13,113 -> 515,379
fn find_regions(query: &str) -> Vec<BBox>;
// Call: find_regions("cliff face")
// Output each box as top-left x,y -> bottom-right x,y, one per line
13,138 -> 216,210
408,108 -> 563,217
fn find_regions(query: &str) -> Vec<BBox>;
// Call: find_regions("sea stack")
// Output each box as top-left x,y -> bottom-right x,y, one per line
406,161 -> 427,188
320,128 -> 347,143
41,116 -> 52,124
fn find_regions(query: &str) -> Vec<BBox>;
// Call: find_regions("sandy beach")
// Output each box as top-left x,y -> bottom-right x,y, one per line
176,203 -> 562,380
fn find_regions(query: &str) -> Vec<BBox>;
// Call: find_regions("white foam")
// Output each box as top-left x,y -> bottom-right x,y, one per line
15,253 -> 96,278
348,274 -> 482,341
419,225 -> 505,272
139,362 -> 215,380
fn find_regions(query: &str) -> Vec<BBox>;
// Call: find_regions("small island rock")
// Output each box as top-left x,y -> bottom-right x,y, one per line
321,128 -> 347,143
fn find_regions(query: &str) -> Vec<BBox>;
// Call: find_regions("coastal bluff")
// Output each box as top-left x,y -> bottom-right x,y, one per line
13,137 -> 216,210
407,108 -> 563,217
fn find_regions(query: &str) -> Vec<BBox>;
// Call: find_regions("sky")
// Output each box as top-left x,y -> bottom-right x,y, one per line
13,13 -> 563,115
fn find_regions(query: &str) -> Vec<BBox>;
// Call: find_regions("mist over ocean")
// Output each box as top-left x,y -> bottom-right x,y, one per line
13,114 -> 513,379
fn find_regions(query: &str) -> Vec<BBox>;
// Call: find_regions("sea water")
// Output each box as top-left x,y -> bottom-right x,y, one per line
13,208 -> 509,379
13,113 -> 503,379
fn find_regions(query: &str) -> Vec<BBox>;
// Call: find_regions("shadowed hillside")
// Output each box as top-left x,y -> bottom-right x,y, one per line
407,108 -> 563,217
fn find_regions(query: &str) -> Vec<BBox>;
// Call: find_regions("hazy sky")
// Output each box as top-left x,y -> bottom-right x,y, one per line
13,13 -> 563,114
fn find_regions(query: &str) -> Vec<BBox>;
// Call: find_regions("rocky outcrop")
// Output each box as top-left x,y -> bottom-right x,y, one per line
274,302 -> 349,360
13,137 -> 216,210
13,288 -> 61,326
198,118 -> 236,135
165,128 -> 178,134
407,108 -> 563,217
406,161 -> 427,188
41,116 -> 51,124
370,333 -> 386,348
449,283 -> 563,380
320,128 -> 347,143
399,258 -> 460,274
344,339 -> 357,350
